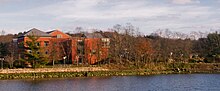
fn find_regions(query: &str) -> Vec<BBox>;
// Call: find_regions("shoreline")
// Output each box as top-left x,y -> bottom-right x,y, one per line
0,63 -> 220,80
0,69 -> 219,80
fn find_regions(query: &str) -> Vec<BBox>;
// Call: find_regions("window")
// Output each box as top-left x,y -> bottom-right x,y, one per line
57,34 -> 62,38
45,51 -> 48,54
102,38 -> 110,42
102,38 -> 110,47
36,42 -> 40,46
77,39 -> 84,46
92,49 -> 96,54
44,41 -> 49,47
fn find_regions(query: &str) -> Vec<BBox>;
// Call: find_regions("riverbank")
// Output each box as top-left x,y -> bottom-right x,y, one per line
0,67 -> 110,79
0,69 -> 219,80
0,63 -> 220,80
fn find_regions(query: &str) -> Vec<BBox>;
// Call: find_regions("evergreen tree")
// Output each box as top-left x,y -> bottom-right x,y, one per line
24,35 -> 48,68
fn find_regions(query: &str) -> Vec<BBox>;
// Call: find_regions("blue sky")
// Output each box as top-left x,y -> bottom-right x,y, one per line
0,0 -> 220,34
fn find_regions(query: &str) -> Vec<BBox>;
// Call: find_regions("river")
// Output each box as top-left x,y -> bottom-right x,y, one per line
0,74 -> 219,91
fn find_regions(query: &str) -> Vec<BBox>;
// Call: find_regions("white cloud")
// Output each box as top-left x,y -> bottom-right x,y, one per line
170,0 -> 200,4
25,0 -> 170,21
1,0 -> 220,34
0,0 -> 22,4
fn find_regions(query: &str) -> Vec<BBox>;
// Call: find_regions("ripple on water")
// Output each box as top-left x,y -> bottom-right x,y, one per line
0,74 -> 220,91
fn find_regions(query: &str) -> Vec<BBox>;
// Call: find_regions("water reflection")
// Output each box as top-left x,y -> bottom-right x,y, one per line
0,74 -> 220,91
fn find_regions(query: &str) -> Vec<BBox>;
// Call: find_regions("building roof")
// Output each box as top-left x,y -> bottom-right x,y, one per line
21,28 -> 51,37
71,33 -> 85,38
47,30 -> 72,38
84,33 -> 103,38
46,30 -> 54,34
102,32 -> 117,38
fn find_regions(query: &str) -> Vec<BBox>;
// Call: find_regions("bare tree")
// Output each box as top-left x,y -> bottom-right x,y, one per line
108,23 -> 146,66
189,31 -> 199,40
4,55 -> 14,68
75,27 -> 84,33
0,30 -> 5,35
49,40 -> 60,66
165,29 -> 173,38
5,42 -> 17,68
60,39 -> 72,65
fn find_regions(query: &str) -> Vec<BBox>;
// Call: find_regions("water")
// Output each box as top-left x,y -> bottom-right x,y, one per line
0,74 -> 220,91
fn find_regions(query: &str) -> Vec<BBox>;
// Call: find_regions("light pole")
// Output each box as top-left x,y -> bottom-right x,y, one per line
169,52 -> 173,63
180,54 -> 183,63
63,56 -> 67,67
124,48 -> 128,61
119,55 -> 122,64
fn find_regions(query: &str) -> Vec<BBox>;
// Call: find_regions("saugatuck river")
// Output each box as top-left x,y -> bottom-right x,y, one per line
0,74 -> 220,91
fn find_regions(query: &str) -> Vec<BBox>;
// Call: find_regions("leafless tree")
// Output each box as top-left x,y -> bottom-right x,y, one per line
49,40 -> 60,66
0,30 -> 5,35
75,27 -> 84,33
164,29 -> 173,38
5,42 -> 17,68
60,40 -> 72,65
4,55 -> 14,68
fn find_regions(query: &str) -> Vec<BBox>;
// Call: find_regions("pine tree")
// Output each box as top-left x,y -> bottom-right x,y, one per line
24,35 -> 48,68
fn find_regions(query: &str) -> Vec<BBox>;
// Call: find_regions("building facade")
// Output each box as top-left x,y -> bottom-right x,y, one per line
17,28 -> 110,65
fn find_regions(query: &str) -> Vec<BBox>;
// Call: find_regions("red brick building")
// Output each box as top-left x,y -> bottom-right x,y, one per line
83,33 -> 110,64
17,28 -> 110,65
17,28 -> 52,57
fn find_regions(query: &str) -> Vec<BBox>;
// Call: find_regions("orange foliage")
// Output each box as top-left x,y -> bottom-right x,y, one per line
135,37 -> 154,56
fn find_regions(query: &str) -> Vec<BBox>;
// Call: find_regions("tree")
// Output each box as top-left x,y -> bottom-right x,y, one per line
148,34 -> 194,63
0,30 -> 5,35
4,42 -> 17,68
194,32 -> 220,62
23,35 -> 48,68
109,28 -> 123,64
108,23 -> 149,66
135,37 -> 153,64
0,43 -> 7,57
0,34 -> 17,68
75,27 -> 84,33
60,39 -> 72,64
4,55 -> 14,68
49,40 -> 59,66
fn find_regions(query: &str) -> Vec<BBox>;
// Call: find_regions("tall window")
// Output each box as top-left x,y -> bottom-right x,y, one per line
44,41 -> 49,47
77,39 -> 84,54
45,50 -> 48,54
36,42 -> 40,46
